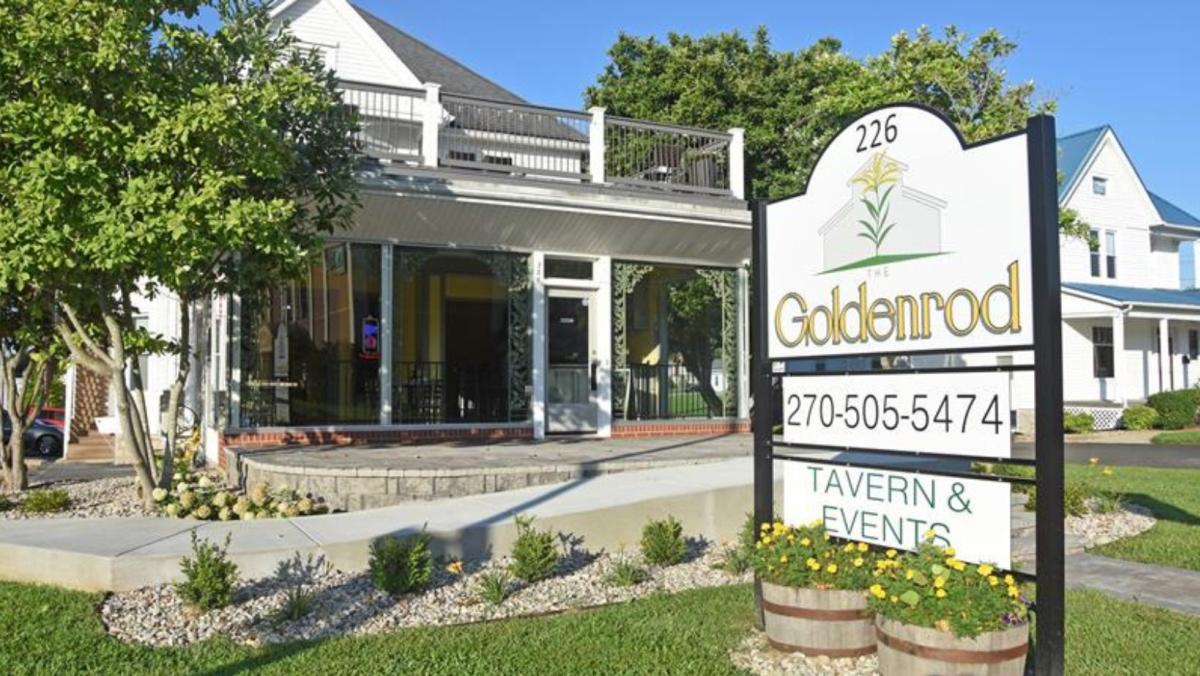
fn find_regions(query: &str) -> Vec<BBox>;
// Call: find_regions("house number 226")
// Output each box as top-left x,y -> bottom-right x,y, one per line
856,114 -> 898,152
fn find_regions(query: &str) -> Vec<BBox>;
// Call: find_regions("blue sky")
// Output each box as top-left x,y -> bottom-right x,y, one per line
344,0 -> 1199,218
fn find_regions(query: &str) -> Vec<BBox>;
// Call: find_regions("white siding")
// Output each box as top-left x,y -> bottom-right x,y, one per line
1060,132 -> 1163,288
1150,235 -> 1182,289
274,0 -> 421,88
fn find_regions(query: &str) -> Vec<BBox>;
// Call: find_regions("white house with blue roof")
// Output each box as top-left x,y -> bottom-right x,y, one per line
1051,125 -> 1200,428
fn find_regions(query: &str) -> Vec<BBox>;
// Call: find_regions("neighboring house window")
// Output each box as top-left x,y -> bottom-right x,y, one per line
1089,228 -> 1101,277
1093,326 -> 1114,378
1105,230 -> 1117,279
1092,176 -> 1107,195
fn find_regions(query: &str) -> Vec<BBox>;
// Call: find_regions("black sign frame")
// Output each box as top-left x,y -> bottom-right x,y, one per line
751,111 -> 1064,675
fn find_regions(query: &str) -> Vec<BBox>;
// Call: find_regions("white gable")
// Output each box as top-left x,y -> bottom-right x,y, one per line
271,0 -> 422,88
1062,129 -> 1160,227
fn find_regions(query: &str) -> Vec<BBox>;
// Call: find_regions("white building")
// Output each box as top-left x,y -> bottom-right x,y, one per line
1053,125 -> 1200,428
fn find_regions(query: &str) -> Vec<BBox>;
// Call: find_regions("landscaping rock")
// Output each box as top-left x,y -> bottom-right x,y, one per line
0,478 -> 153,520
1067,503 -> 1156,549
729,631 -> 878,675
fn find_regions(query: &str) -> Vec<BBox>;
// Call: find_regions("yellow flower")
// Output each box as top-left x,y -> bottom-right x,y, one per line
826,564 -> 838,574
824,533 -> 831,541
869,584 -> 887,599
988,576 -> 1000,587
446,560 -> 464,576
806,557 -> 818,567
1008,585 -> 1021,598
978,564 -> 994,577
756,542 -> 763,550
906,569 -> 915,580
886,549 -> 897,559
890,595 -> 899,604
934,576 -> 946,589
854,557 -> 864,567
780,555 -> 788,563
1089,457 -> 1100,465
935,589 -> 947,598
761,523 -> 770,531
810,519 -> 823,528
787,534 -> 795,543
844,543 -> 856,552
857,542 -> 869,553
1102,467 -> 1114,476
944,547 -> 956,557
923,529 -> 936,540
1005,574 -> 1016,586
800,538 -> 811,547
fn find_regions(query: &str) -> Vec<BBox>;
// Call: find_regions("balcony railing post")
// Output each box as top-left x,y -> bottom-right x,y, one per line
589,106 -> 606,184
422,82 -> 442,168
728,127 -> 746,199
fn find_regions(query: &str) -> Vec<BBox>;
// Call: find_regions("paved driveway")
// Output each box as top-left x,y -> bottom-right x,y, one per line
1013,442 -> 1200,468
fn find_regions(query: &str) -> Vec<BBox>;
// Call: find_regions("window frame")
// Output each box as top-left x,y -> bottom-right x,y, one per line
1105,230 -> 1117,279
1092,176 -> 1108,195
1092,325 -> 1114,378
1089,228 -> 1102,277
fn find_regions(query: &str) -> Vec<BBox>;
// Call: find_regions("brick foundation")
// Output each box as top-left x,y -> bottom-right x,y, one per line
612,419 -> 750,438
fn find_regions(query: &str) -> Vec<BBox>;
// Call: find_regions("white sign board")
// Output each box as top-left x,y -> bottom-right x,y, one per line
766,106 -> 1033,359
783,461 -> 1012,567
782,372 -> 1013,458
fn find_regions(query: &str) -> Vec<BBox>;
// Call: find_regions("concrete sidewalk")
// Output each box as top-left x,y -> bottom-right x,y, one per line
1067,554 -> 1200,616
0,458 -> 759,592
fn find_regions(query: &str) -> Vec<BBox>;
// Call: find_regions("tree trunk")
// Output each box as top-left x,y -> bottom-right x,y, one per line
158,299 -> 193,489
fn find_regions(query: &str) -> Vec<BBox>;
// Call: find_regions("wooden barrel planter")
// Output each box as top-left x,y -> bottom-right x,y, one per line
760,582 -> 875,657
875,616 -> 1029,676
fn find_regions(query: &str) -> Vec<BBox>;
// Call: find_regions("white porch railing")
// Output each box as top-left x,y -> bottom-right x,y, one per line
340,79 -> 745,199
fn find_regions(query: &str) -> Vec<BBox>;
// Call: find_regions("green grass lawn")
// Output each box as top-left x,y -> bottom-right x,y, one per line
1079,465 -> 1200,571
1,581 -> 1198,675
1149,430 -> 1200,445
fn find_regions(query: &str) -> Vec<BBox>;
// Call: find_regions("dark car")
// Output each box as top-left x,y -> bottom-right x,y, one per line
1,410 -> 64,457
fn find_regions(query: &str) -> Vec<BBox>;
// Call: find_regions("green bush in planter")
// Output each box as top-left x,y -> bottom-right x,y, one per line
509,515 -> 559,582
368,531 -> 433,595
175,532 -> 239,612
1063,411 -> 1095,434
641,516 -> 687,566
1121,404 -> 1158,431
1147,389 -> 1200,430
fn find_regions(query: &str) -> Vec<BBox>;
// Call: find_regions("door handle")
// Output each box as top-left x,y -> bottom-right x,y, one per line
590,361 -> 599,391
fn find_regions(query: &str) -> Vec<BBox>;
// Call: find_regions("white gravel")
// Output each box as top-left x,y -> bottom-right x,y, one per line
0,477 -> 153,520
101,541 -> 752,647
730,632 -> 878,676
1067,502 -> 1157,548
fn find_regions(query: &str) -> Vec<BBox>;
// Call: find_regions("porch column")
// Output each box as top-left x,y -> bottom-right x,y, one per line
595,256 -> 613,438
530,253 -> 547,439
228,292 -> 241,430
379,245 -> 394,425
1159,317 -> 1171,393
736,265 -> 750,419
728,128 -> 746,199
588,107 -> 606,185
421,83 -> 441,168
1111,312 -> 1125,406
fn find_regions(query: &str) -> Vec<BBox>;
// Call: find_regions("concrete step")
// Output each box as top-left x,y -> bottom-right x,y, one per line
66,435 -> 115,463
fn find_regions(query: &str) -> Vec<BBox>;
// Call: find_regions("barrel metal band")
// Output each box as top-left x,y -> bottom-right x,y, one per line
766,637 -> 876,658
876,627 -> 1029,664
762,599 -> 872,621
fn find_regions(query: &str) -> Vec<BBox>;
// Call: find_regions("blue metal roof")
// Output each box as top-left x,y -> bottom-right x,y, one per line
1149,192 -> 1200,228
1064,282 -> 1200,307
1057,126 -> 1107,201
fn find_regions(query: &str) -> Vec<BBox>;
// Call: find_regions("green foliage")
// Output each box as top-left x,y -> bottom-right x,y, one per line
984,461 -> 1121,517
475,569 -> 512,606
1147,389 -> 1200,430
368,532 -> 433,596
0,494 -> 13,512
20,488 -> 70,513
509,515 -> 560,583
715,542 -> 754,575
753,520 -> 881,590
1064,411 -> 1095,434
157,475 -> 328,521
272,552 -> 327,623
606,559 -> 650,588
640,516 -> 687,566
1151,430 -> 1200,445
175,533 -> 239,612
868,539 -> 1027,639
1122,405 -> 1159,431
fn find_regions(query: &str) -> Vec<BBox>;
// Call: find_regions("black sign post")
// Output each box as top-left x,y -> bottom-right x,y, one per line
750,111 -> 1064,674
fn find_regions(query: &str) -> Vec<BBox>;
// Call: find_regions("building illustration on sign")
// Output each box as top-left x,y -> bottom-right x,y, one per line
818,152 -> 948,273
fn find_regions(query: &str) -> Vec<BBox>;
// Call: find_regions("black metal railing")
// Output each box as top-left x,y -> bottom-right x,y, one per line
614,363 -> 732,421
393,361 -> 508,424
239,358 -> 380,427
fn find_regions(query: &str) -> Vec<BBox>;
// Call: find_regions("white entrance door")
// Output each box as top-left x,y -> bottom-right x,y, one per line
546,289 -> 598,433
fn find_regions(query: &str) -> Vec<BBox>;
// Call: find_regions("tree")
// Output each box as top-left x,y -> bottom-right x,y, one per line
0,0 -> 359,501
0,292 -> 61,490
585,25 -> 1089,238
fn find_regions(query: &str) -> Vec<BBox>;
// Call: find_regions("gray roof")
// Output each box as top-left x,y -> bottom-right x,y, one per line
351,5 -> 523,103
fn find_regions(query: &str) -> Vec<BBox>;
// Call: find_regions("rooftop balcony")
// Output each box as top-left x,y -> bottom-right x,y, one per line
342,80 -> 746,200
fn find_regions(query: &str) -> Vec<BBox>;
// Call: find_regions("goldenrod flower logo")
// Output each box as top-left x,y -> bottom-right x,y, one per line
850,152 -> 902,257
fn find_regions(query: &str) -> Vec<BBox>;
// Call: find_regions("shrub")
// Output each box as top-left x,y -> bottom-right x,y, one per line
1147,389 -> 1200,430
509,515 -> 559,583
640,516 -> 686,566
368,532 -> 433,595
176,532 -> 239,612
868,536 -> 1028,638
1063,411 -> 1095,434
156,471 -> 329,521
753,520 -> 882,590
476,569 -> 512,606
0,494 -> 14,512
1121,405 -> 1159,431
21,488 -> 70,513
985,461 -> 1121,517
272,552 -> 328,622
606,558 -> 650,588
715,542 -> 754,574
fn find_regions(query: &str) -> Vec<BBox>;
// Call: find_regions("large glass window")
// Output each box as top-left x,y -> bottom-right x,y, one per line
613,262 -> 737,420
392,248 -> 530,423
239,243 -> 382,426
1093,326 -> 1114,378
